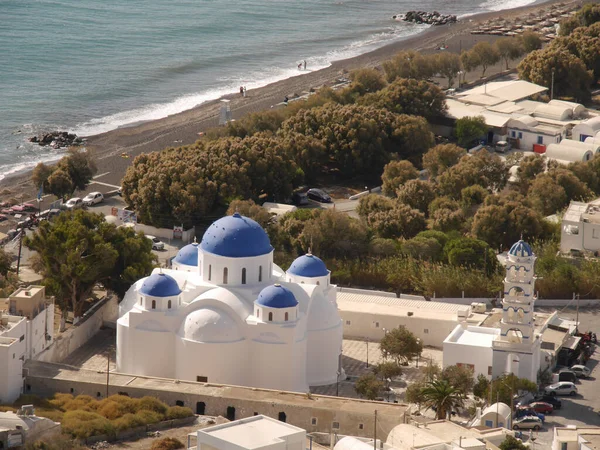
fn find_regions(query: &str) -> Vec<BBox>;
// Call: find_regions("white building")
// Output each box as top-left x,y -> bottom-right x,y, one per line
573,116 -> 600,142
561,200 -> 600,254
443,240 -> 541,382
0,286 -> 54,403
472,402 -> 511,429
552,426 -> 600,450
117,212 -> 344,393
188,414 -> 305,450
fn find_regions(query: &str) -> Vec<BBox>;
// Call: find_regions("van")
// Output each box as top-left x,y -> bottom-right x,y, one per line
558,370 -> 577,383
495,141 -> 511,153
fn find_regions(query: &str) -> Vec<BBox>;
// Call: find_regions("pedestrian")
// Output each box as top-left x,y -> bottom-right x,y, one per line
240,86 -> 244,96
243,86 -> 247,97
284,95 -> 289,104
298,63 -> 302,70
303,60 -> 306,70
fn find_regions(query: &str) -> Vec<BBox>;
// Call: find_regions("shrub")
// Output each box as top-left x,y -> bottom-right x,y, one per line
137,396 -> 168,416
97,400 -> 123,420
61,410 -> 116,439
112,413 -> 147,431
106,394 -> 140,414
135,410 -> 163,425
150,437 -> 185,450
35,409 -> 65,423
14,395 -> 55,409
49,393 -> 74,409
61,395 -> 96,412
166,406 -> 194,420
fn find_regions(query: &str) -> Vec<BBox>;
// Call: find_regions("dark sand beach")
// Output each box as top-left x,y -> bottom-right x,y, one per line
0,0 -> 583,209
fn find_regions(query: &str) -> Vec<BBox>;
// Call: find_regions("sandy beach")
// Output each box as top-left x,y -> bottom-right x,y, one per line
0,0 -> 583,209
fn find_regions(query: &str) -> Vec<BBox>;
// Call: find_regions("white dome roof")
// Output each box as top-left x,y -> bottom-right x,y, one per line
179,307 -> 243,343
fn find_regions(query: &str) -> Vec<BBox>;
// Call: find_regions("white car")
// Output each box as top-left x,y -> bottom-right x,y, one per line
570,365 -> 591,378
512,415 -> 543,431
146,235 -> 164,250
545,381 -> 578,396
64,198 -> 83,210
83,192 -> 104,206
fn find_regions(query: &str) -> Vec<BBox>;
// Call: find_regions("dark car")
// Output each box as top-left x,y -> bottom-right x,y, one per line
535,394 -> 562,409
292,191 -> 309,206
307,188 -> 332,203
558,370 -> 578,383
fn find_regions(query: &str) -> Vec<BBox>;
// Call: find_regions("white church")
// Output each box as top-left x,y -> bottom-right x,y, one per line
116,212 -> 344,393
444,240 -> 541,382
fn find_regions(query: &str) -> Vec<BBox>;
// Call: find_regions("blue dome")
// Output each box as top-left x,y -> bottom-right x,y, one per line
174,242 -> 199,266
139,273 -> 182,297
200,212 -> 273,258
288,253 -> 329,277
509,240 -> 533,258
256,284 -> 298,309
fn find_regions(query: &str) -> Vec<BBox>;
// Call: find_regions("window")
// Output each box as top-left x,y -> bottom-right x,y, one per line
311,418 -> 318,425
140,297 -> 142,305
97,392 -> 101,397
359,424 -> 364,430
269,262 -> 272,278
19,335 -> 24,342
511,131 -> 516,138
332,422 -> 340,430
537,135 -> 543,145
175,400 -> 184,407
268,312 -> 273,321
424,329 -> 429,334
223,267 -> 228,284
151,300 -> 156,310
593,228 -> 599,239
488,366 -> 493,375
518,132 -> 523,139
259,266 -> 262,282
242,268 -> 246,284
345,320 -> 351,326
374,321 -> 380,328
285,312 -> 289,321
256,309 -> 260,318
168,300 -> 172,309
208,265 -> 212,281
196,376 -> 208,382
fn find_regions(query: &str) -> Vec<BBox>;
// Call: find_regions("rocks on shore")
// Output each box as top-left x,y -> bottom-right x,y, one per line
28,131 -> 83,149
393,11 -> 457,26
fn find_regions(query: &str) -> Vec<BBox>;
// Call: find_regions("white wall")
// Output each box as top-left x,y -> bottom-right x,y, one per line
134,223 -> 195,242
443,326 -> 494,378
0,318 -> 28,403
508,127 -> 562,151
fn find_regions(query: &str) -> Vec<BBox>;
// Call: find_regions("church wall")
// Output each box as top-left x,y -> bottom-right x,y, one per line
443,338 -> 493,378
201,253 -> 274,287
307,325 -> 342,386
249,338 -> 308,392
127,328 -> 175,379
175,339 -> 248,386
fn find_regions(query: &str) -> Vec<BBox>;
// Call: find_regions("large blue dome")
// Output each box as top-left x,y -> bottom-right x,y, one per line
256,284 -> 298,309
200,212 -> 273,258
509,240 -> 533,258
174,242 -> 199,266
140,273 -> 182,297
288,253 -> 329,277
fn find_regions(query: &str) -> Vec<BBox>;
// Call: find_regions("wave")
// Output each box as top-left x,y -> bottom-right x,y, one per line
478,0 -> 538,12
0,153 -> 64,182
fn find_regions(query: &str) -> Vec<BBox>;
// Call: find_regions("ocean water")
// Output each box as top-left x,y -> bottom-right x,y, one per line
0,0 -> 538,181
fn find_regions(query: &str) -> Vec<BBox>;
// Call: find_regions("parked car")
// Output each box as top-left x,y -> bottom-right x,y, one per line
306,188 -> 332,203
515,407 -> 545,423
570,364 -> 591,378
495,140 -> 511,153
292,191 -> 309,206
83,192 -> 104,206
39,209 -> 61,222
512,416 -> 542,431
0,214 -> 7,222
146,235 -> 164,250
557,369 -> 578,383
0,207 -> 13,215
534,394 -> 562,409
527,402 -> 553,414
545,381 -> 578,396
64,198 -> 83,210
10,204 -> 26,213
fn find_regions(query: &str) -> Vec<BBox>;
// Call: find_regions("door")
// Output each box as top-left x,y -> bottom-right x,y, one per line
196,402 -> 206,415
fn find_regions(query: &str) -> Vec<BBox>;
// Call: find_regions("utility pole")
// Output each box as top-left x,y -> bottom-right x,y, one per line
551,69 -> 555,100
366,340 -> 369,368
373,410 -> 377,450
16,230 -> 23,277
106,352 -> 110,398
575,293 -> 580,334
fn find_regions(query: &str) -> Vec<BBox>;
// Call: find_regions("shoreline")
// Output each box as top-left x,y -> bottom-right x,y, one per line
0,0 -> 581,207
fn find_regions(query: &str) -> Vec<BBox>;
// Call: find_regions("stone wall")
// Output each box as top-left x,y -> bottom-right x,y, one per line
34,296 -> 118,364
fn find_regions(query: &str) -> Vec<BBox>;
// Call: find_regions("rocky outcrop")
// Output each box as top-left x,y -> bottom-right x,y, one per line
394,11 -> 458,25
29,131 -> 83,149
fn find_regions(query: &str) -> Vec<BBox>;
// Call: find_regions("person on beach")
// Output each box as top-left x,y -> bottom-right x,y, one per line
243,86 -> 247,97
240,86 -> 244,96
298,63 -> 302,70
284,95 -> 289,104
303,60 -> 306,70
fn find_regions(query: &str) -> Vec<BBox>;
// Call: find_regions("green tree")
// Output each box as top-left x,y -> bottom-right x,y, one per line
460,50 -> 480,83
300,210 -> 369,258
367,204 -> 426,239
461,185 -> 488,208
405,380 -> 426,407
516,154 -> 545,191
499,435 -> 529,450
569,160 -> 600,194
24,210 -> 156,318
373,361 -> 403,382
226,199 -> 274,230
47,168 -> 74,200
487,374 -> 537,406
360,78 -> 447,119
381,160 -> 419,196
437,150 -> 507,197
401,237 -> 443,261
436,52 -> 463,88
0,248 -> 12,276
518,47 -> 593,101
396,180 -> 436,214
382,51 -> 434,82
519,31 -> 543,53
445,237 -> 497,274
421,379 -> 464,420
380,326 -> 423,365
471,41 -> 500,77
495,37 -> 524,69
357,194 -> 395,219
349,68 -> 387,96
455,116 -> 487,148
355,373 -> 384,400
473,374 -> 490,400
32,162 -> 55,193
58,148 -> 98,193
527,175 -> 569,215
554,23 -> 600,81
440,364 -> 475,395
422,143 -> 466,179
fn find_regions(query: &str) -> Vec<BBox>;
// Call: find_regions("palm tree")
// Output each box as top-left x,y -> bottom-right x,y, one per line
420,379 -> 464,420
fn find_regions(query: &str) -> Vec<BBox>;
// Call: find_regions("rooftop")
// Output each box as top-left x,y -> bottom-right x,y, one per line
10,286 -> 44,300
556,427 -> 600,448
197,415 -> 303,449
456,80 -> 548,102
447,326 -> 499,348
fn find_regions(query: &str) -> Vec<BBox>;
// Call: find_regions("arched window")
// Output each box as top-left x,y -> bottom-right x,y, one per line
223,267 -> 228,284
268,312 -> 273,322
208,265 -> 212,281
269,262 -> 272,278
316,281 -> 320,285
242,268 -> 246,285
140,297 -> 142,305
151,300 -> 156,310
256,309 -> 260,318
168,300 -> 172,309
285,312 -> 288,321
259,266 -> 262,282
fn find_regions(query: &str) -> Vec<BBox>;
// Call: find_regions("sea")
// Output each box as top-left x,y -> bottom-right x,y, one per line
0,0 -> 539,181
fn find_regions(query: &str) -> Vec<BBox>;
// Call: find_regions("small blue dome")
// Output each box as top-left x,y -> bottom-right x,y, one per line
174,242 -> 199,266
288,253 -> 329,277
256,284 -> 298,309
509,240 -> 533,258
140,273 -> 181,297
200,212 -> 273,258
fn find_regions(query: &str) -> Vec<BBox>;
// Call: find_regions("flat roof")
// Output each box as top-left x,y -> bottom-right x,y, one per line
458,80 -> 547,102
199,415 -> 303,449
453,327 -> 499,347
563,201 -> 589,222
10,286 -> 44,299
